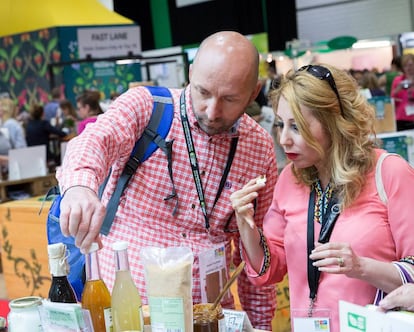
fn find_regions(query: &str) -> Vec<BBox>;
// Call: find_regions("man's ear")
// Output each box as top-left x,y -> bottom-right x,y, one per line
249,81 -> 262,104
188,64 -> 193,81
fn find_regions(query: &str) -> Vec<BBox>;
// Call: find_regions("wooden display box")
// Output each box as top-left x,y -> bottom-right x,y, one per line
0,197 -> 52,299
0,173 -> 57,203
369,97 -> 396,134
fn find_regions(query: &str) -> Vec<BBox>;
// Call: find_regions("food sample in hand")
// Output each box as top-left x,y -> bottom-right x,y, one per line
256,175 -> 267,185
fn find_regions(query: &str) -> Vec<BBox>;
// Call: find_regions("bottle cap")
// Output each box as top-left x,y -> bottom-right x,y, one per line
112,240 -> 128,251
47,242 -> 69,276
47,243 -> 66,259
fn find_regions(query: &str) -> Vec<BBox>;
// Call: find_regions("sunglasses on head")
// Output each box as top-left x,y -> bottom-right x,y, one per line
298,65 -> 345,118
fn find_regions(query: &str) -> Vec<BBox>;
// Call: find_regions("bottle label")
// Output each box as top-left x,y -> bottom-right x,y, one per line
104,307 -> 113,332
149,297 -> 185,332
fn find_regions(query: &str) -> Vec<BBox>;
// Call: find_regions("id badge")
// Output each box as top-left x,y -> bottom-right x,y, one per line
291,308 -> 331,332
405,104 -> 414,116
198,244 -> 228,303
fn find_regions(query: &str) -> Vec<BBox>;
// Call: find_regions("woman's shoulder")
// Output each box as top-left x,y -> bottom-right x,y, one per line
376,149 -> 414,179
3,118 -> 20,127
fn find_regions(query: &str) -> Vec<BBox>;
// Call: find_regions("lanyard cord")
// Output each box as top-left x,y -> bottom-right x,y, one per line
307,182 -> 341,316
179,90 -> 238,231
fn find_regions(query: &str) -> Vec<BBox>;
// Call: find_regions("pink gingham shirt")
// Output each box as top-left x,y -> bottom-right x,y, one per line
57,86 -> 278,329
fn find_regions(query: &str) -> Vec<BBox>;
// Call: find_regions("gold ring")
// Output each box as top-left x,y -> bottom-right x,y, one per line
337,257 -> 345,267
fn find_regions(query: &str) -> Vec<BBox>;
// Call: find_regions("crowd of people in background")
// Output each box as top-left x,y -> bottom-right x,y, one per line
0,87 -> 115,174
0,52 -> 408,176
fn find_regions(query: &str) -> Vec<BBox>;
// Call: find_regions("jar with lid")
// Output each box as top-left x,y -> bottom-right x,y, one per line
0,316 -> 6,331
7,296 -> 43,332
193,303 -> 225,332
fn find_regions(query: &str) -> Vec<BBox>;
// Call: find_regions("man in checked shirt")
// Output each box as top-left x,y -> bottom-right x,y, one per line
57,30 -> 278,330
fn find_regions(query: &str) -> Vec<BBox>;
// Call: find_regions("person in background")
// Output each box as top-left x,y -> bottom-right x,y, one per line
230,63 -> 414,332
56,31 -> 278,330
0,97 -> 27,149
110,91 -> 121,101
360,70 -> 386,98
391,53 -> 414,131
245,99 -> 287,171
378,56 -> 402,96
76,90 -> 104,135
379,282 -> 414,312
245,100 -> 263,122
44,87 -> 62,123
261,60 -> 280,105
26,104 -> 70,164
59,99 -> 78,135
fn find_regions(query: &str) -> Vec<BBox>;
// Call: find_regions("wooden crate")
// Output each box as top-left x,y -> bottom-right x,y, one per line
369,97 -> 396,134
0,197 -> 52,300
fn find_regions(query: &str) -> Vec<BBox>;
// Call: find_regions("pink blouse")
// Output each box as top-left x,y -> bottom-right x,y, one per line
391,75 -> 414,122
77,116 -> 98,135
244,149 -> 414,332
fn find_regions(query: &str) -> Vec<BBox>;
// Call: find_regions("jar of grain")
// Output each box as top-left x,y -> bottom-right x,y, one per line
193,303 -> 225,332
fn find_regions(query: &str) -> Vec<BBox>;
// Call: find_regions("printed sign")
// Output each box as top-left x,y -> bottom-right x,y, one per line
77,25 -> 141,58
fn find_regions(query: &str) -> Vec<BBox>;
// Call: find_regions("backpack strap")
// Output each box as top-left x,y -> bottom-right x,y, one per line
100,86 -> 174,235
375,152 -> 400,205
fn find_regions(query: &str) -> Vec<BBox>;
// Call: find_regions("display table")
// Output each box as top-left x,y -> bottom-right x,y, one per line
0,196 -> 52,299
0,173 -> 57,202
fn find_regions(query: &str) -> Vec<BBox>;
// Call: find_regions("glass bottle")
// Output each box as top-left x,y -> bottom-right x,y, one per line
47,242 -> 78,303
111,241 -> 144,332
81,242 -> 113,332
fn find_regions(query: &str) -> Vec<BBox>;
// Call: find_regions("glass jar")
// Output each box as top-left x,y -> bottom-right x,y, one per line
193,303 -> 225,332
0,316 -> 6,331
8,296 -> 43,332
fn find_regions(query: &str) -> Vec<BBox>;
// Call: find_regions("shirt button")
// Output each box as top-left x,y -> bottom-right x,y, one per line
191,204 -> 196,209
201,170 -> 206,176
181,233 -> 187,238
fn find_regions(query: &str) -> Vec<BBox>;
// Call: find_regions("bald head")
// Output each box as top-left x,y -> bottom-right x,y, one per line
188,31 -> 262,136
192,31 -> 259,87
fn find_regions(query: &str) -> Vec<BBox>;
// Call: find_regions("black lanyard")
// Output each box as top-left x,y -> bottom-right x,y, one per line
179,90 -> 238,231
306,185 -> 341,316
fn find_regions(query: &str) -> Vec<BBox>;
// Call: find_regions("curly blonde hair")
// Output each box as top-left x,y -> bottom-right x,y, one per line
0,98 -> 18,121
269,64 -> 377,208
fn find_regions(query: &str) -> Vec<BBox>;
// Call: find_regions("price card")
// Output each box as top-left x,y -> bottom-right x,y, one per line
223,309 -> 254,332
39,300 -> 92,331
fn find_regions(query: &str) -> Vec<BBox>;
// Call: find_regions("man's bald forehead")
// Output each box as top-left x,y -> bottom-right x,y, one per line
194,31 -> 259,67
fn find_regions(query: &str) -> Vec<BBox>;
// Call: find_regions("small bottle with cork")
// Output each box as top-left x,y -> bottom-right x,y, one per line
47,242 -> 77,303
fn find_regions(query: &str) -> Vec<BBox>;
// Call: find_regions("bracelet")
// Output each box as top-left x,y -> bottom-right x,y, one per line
400,255 -> 414,266
258,228 -> 271,276
63,185 -> 97,197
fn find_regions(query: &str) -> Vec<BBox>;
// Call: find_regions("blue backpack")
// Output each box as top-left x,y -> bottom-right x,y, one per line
46,86 -> 174,300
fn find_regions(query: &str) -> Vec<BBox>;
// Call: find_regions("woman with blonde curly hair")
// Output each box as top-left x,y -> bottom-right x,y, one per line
230,63 -> 414,332
0,97 -> 27,148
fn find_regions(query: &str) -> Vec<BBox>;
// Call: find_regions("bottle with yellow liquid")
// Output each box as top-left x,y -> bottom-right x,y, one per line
111,241 -> 143,332
81,242 -> 113,332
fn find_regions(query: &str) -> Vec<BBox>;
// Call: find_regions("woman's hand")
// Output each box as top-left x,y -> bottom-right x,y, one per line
230,177 -> 267,273
230,177 -> 266,230
379,283 -> 414,312
309,242 -> 362,278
